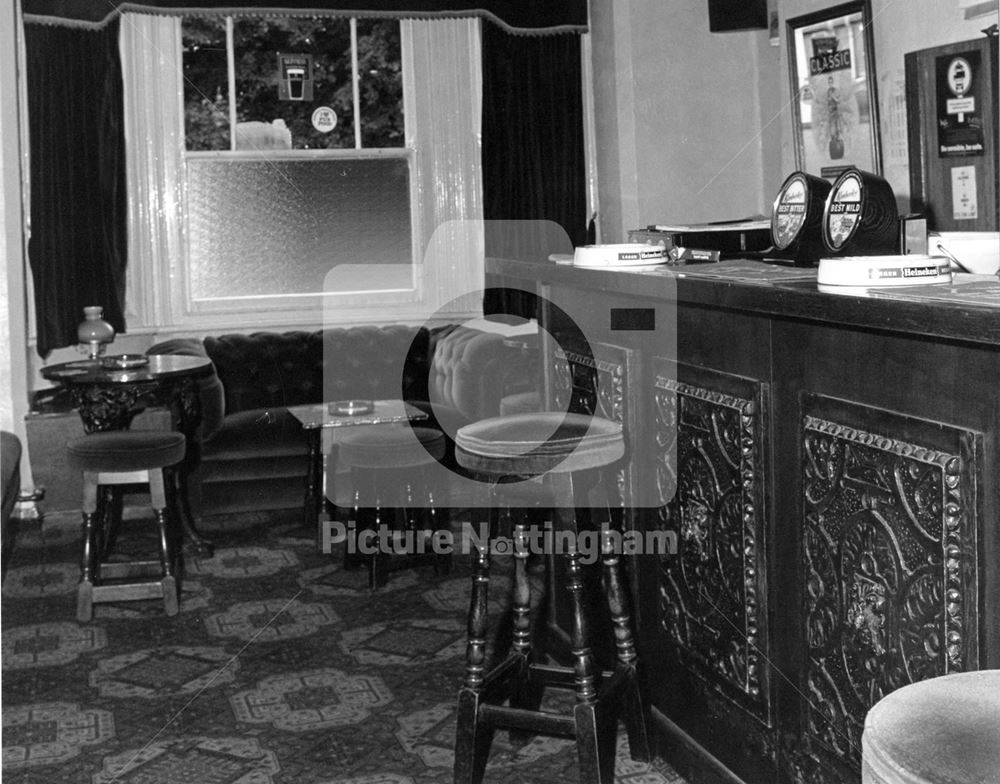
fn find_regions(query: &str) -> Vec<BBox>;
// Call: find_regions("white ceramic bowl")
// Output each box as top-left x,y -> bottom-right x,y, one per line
930,232 -> 1000,275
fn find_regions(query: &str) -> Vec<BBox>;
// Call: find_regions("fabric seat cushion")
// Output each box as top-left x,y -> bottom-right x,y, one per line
338,425 -> 446,469
455,412 -> 623,476
861,670 -> 1000,784
67,431 -> 186,473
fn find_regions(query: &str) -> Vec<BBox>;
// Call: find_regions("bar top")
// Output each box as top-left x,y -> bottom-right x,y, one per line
487,257 -> 1000,348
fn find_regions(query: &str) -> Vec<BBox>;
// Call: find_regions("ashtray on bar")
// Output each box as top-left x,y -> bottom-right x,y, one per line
100,354 -> 150,369
330,400 -> 374,416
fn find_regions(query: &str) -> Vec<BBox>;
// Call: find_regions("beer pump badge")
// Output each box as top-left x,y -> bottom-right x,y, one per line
824,170 -> 863,250
773,175 -> 808,249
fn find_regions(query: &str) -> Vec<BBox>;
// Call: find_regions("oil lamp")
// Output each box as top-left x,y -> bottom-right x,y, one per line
77,306 -> 116,360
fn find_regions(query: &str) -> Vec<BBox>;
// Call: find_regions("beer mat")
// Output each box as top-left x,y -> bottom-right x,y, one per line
868,276 -> 1000,307
676,259 -> 818,282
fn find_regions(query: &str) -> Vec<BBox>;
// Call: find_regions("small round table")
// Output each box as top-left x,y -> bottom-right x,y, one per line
41,354 -> 215,555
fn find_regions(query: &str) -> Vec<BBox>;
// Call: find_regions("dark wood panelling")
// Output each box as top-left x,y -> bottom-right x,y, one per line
789,395 -> 981,781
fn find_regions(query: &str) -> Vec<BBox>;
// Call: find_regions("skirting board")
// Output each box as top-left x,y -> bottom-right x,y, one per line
649,706 -> 746,784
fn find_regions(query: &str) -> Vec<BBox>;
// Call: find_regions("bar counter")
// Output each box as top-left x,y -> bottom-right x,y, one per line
488,256 -> 1000,784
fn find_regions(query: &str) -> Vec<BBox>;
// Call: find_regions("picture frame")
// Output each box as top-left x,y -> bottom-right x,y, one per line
787,1 -> 882,179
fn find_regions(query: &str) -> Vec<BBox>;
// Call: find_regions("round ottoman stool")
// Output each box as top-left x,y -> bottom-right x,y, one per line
862,670 -> 1000,784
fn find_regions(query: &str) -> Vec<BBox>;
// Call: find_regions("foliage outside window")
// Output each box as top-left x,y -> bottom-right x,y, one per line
182,16 -> 403,151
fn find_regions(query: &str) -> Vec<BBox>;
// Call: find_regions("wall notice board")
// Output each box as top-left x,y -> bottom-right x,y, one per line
905,35 -> 998,230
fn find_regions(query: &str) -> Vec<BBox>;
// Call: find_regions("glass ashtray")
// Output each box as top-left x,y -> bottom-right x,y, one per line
100,354 -> 149,370
330,400 -> 374,416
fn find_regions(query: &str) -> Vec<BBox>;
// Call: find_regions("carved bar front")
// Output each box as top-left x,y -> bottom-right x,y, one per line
488,256 -> 1000,784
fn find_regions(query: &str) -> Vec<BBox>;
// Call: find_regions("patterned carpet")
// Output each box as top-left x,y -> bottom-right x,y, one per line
2,506 -> 683,784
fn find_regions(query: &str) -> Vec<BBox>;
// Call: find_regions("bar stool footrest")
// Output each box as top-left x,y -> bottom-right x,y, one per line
478,703 -> 577,738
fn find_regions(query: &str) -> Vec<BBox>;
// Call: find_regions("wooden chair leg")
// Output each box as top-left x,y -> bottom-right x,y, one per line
77,511 -> 98,622
150,468 -> 180,616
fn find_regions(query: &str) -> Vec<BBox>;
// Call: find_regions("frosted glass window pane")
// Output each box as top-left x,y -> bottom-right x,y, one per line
186,157 -> 412,300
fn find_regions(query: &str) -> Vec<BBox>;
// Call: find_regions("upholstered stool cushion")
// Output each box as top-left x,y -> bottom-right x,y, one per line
861,670 -> 1000,784
455,412 -> 624,476
67,431 -> 186,473
338,425 -> 446,469
499,391 -> 542,417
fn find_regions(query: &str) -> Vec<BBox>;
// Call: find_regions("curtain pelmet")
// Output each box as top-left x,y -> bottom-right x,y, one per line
23,1 -> 587,35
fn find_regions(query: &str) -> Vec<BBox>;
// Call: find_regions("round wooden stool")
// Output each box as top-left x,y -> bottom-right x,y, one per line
452,411 -> 649,784
862,670 -> 1000,784
338,424 -> 449,589
67,430 -> 186,621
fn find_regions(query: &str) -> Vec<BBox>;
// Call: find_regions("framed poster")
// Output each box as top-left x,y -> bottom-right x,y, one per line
787,1 -> 882,179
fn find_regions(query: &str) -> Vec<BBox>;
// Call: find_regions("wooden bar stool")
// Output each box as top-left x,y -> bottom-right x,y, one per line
453,412 -> 649,784
67,430 -> 186,622
338,424 -> 449,589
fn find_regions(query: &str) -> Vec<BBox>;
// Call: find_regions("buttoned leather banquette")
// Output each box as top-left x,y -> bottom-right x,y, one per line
150,323 -> 510,517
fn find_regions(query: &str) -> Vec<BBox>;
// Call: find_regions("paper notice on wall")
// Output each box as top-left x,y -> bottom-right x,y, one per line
951,166 -> 978,220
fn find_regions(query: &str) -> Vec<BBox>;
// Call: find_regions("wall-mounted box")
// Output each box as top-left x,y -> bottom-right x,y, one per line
905,36 -> 998,231
708,0 -> 768,32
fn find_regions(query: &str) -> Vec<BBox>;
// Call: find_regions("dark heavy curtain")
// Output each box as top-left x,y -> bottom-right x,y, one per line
26,20 -> 127,357
481,22 -> 586,316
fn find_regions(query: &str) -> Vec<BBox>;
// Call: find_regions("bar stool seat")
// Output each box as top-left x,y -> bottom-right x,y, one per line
862,670 -> 1000,784
453,412 -> 649,784
67,431 -> 186,621
337,425 -> 448,588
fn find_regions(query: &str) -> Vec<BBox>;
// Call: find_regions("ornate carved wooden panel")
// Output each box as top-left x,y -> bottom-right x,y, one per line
551,342 -> 636,507
798,395 -> 980,777
652,359 -> 771,726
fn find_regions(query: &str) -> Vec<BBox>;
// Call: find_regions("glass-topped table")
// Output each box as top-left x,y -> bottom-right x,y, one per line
287,399 -> 430,532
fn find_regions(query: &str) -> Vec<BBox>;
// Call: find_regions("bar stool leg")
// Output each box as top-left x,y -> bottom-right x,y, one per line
454,511 -> 494,784
551,472 -> 618,784
149,468 -> 179,616
506,514 -> 545,745
601,506 -> 650,763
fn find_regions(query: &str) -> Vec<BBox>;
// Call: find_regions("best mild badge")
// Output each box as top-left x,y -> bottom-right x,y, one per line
312,106 -> 337,133
823,170 -> 863,251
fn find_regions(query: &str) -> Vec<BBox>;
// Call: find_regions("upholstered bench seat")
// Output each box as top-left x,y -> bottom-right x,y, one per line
145,323 -> 523,518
